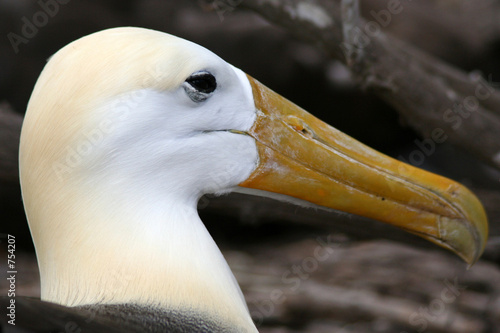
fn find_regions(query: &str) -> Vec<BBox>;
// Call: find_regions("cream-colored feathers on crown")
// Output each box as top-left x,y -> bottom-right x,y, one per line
20,27 -> 258,332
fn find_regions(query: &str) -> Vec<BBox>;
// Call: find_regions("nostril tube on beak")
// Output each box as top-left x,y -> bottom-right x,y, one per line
286,115 -> 314,138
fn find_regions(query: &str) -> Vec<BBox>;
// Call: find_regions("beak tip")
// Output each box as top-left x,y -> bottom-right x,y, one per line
439,212 -> 488,266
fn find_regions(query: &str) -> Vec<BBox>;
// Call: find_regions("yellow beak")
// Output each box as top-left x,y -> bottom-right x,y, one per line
239,75 -> 488,265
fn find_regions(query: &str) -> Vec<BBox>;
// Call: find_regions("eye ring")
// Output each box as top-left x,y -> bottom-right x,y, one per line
183,71 -> 217,102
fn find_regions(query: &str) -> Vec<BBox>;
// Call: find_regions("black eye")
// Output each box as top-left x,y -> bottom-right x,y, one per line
186,72 -> 217,94
183,71 -> 217,102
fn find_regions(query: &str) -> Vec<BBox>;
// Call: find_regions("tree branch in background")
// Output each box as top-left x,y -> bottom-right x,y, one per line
240,0 -> 500,171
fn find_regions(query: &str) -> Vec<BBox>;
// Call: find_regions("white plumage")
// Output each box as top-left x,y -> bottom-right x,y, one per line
21,27 -> 259,332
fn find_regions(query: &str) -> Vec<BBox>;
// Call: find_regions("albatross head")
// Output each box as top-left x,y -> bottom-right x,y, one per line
20,27 -> 488,331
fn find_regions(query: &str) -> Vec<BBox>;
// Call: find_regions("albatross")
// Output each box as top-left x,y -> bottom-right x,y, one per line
6,27 -> 487,332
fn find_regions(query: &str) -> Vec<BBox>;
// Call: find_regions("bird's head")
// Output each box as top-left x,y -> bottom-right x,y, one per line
22,28 -> 259,203
20,27 -> 487,324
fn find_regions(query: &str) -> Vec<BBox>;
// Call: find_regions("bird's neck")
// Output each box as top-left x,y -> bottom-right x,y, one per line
31,188 -> 256,332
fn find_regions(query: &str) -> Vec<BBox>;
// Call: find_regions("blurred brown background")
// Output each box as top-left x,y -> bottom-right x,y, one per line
1,1 -> 500,332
